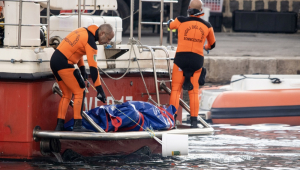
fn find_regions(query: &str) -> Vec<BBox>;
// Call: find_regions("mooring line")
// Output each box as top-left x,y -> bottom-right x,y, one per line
86,79 -> 162,144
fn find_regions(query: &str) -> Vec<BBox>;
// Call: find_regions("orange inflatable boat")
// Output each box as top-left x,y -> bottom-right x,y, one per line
199,75 -> 300,125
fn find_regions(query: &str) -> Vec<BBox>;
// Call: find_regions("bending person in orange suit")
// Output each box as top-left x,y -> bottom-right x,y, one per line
50,24 -> 114,132
168,0 -> 216,128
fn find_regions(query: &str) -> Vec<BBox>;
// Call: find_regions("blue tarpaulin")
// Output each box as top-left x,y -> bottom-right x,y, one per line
65,101 -> 176,132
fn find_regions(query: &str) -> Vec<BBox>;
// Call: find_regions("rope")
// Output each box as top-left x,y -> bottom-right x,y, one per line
227,74 -> 281,84
91,37 -> 163,139
97,37 -> 157,106
131,38 -> 159,105
98,73 -> 117,102
97,44 -> 134,80
86,78 -> 162,144
122,10 -> 139,21
86,77 -> 117,103
132,41 -> 152,102
112,105 -> 162,145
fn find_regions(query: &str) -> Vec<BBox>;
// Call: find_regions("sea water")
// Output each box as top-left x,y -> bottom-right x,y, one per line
1,124 -> 300,169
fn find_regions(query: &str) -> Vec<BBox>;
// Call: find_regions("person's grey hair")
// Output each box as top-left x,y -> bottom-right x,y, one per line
98,24 -> 113,35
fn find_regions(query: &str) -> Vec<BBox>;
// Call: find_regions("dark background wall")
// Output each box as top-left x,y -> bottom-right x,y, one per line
220,0 -> 300,29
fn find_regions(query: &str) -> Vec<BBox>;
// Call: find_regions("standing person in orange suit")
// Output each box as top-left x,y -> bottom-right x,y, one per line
50,24 -> 114,132
168,0 -> 216,128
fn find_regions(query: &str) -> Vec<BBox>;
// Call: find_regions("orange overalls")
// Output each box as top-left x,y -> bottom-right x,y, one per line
169,14 -> 216,118
50,25 -> 101,120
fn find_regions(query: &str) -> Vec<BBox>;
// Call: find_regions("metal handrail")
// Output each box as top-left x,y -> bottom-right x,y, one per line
130,0 -> 134,39
137,45 -> 161,105
0,58 -> 175,63
46,0 -> 50,47
33,126 -> 214,140
150,46 -> 172,81
138,0 -> 177,46
59,0 -> 97,16
0,0 -> 50,48
140,22 -> 167,25
2,0 -> 48,2
78,0 -> 81,27
135,45 -> 172,106
0,59 -> 49,63
18,0 -> 22,48
0,23 -> 48,26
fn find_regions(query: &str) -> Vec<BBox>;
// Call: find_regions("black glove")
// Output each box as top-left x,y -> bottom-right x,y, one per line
203,46 -> 209,54
96,85 -> 106,103
79,66 -> 88,80
167,19 -> 174,29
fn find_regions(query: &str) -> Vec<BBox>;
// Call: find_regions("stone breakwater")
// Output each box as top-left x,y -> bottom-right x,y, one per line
204,56 -> 300,83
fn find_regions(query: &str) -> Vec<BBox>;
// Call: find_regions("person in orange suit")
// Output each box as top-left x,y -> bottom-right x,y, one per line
50,24 -> 114,132
168,0 -> 216,128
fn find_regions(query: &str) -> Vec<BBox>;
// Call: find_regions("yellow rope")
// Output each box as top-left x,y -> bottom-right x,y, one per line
86,79 -> 97,91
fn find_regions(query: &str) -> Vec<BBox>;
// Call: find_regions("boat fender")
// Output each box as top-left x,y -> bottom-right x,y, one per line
271,78 -> 281,84
198,67 -> 206,86
73,69 -> 86,88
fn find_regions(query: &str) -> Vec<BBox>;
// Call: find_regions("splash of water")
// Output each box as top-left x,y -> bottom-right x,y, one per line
52,152 -> 63,163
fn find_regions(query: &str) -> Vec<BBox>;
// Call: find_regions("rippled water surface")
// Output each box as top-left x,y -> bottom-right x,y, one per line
1,124 -> 300,169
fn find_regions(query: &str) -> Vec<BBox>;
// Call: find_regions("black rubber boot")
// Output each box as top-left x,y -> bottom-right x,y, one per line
182,71 -> 194,91
190,117 -> 198,128
54,118 -> 65,131
73,119 -> 93,132
173,114 -> 177,129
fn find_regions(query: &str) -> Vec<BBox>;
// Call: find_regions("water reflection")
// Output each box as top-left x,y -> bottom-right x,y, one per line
1,124 -> 300,169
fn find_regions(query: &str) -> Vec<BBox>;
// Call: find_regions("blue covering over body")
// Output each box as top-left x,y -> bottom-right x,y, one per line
65,101 -> 176,132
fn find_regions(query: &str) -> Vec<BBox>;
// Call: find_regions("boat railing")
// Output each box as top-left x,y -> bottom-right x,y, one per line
137,45 -> 166,105
138,0 -> 178,46
0,0 -> 50,48
58,0 -> 97,17
149,46 -> 172,81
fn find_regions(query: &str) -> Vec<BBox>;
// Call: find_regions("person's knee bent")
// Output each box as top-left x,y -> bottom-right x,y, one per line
73,88 -> 85,98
